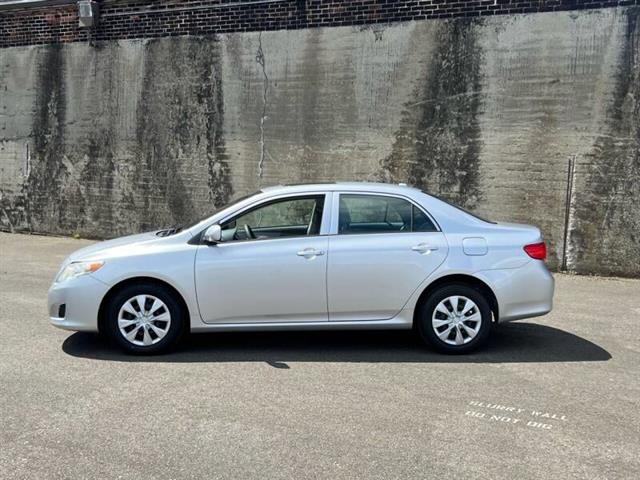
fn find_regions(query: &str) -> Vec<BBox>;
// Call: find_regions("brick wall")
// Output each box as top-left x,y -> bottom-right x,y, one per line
1,0 -> 638,48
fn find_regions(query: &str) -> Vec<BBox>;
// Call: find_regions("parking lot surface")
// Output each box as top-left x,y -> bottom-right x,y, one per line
1,232 -> 639,479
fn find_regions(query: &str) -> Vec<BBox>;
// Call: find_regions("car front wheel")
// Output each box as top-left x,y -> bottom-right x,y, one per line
417,284 -> 492,354
105,283 -> 185,354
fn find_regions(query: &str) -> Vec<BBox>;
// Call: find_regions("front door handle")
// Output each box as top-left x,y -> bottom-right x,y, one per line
411,243 -> 438,254
297,248 -> 325,258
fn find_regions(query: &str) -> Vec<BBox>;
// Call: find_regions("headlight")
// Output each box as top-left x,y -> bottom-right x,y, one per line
56,261 -> 104,283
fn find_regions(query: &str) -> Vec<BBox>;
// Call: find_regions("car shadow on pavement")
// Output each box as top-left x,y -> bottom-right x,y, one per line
62,322 -> 611,365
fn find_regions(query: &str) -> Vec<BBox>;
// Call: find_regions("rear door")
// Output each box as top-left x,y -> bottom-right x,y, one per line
327,192 -> 448,321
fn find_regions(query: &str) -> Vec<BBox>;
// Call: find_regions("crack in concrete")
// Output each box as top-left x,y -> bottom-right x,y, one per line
562,155 -> 578,271
24,143 -> 31,179
255,32 -> 269,180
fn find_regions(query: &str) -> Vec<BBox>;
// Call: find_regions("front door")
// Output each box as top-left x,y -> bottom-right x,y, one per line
195,194 -> 329,324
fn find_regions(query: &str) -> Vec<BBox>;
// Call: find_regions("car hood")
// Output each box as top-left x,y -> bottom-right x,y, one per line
67,231 -> 170,262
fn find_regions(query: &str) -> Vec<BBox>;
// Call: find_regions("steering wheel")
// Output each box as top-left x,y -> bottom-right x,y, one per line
244,224 -> 256,240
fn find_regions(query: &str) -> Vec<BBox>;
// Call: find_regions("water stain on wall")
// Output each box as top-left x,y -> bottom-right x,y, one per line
200,43 -> 233,210
132,36 -> 232,232
295,28 -> 327,184
380,19 -> 483,210
3,43 -> 97,235
570,7 -> 640,276
74,45 -> 119,235
25,43 -> 73,232
0,37 -> 232,238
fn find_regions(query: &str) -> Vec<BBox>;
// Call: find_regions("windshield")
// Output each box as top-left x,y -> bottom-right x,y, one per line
185,191 -> 261,230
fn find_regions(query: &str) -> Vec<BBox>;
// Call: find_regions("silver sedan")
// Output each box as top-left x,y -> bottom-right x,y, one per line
49,182 -> 554,354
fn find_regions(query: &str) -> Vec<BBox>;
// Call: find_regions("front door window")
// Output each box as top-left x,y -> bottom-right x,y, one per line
220,195 -> 325,241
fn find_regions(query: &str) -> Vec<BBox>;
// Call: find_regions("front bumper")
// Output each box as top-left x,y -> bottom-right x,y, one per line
48,274 -> 110,332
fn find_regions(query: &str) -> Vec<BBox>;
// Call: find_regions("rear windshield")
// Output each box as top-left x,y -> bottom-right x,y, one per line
429,193 -> 496,224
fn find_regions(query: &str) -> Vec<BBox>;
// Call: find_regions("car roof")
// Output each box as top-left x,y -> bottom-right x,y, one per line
260,182 -> 422,195
186,181 -> 496,236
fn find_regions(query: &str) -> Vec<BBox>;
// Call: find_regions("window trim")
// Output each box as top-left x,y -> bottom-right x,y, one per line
197,192 -> 331,245
330,191 -> 441,236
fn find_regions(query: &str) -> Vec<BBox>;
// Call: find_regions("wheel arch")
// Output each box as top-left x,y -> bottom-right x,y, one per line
413,274 -> 499,324
97,276 -> 191,334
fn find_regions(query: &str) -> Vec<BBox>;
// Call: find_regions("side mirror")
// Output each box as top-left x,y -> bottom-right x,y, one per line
202,224 -> 222,244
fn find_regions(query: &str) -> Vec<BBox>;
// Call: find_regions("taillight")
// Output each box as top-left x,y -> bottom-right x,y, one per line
524,242 -> 546,260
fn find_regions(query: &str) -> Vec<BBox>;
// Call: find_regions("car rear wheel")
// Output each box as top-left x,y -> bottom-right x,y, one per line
417,284 -> 492,354
105,283 -> 185,354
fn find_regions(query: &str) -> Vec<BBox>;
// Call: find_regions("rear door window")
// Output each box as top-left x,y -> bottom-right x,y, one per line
338,194 -> 436,234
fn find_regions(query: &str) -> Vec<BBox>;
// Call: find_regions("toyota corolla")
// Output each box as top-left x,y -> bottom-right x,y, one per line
49,182 -> 554,354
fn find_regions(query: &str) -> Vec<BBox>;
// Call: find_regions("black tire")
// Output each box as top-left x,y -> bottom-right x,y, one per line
417,284 -> 492,354
105,283 -> 186,355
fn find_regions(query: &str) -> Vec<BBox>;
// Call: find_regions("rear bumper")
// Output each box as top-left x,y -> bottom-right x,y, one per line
48,275 -> 109,332
476,260 -> 554,323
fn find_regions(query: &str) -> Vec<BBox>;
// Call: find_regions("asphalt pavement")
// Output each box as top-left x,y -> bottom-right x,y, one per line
0,232 -> 638,479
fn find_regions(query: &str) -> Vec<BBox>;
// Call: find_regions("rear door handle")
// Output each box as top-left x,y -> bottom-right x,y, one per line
297,248 -> 325,258
411,243 -> 438,254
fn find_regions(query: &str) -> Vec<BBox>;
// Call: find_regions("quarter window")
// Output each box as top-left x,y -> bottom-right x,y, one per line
412,205 -> 437,232
338,194 -> 436,234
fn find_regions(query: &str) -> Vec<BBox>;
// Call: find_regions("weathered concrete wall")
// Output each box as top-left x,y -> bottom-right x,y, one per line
1,7 -> 639,276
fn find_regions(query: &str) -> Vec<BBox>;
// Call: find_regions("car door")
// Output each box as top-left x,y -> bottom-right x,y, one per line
195,193 -> 330,324
327,192 -> 448,321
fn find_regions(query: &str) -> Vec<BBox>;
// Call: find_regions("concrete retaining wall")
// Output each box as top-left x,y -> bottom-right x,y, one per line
1,7 -> 639,276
